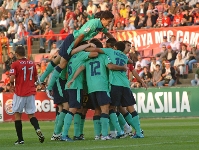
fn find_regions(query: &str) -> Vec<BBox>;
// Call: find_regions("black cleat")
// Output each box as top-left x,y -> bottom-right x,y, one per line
14,140 -> 24,145
73,136 -> 84,140
36,129 -> 45,143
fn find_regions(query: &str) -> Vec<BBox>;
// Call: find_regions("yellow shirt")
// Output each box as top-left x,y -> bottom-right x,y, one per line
129,16 -> 136,25
120,9 -> 128,19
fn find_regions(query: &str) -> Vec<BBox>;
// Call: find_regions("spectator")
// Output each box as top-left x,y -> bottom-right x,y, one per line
137,3 -> 146,15
3,0 -> 14,10
49,43 -> 59,60
114,21 -> 124,30
173,10 -> 183,27
99,0 -> 108,11
121,0 -> 131,7
124,19 -> 135,30
165,45 -> 177,66
132,0 -> 142,12
16,22 -> 27,37
40,59 -> 47,74
29,0 -> 38,9
162,11 -> 171,27
57,24 -> 69,48
152,64 -> 163,87
35,1 -> 45,20
63,6 -> 75,29
159,36 -> 170,48
51,0 -> 62,10
150,57 -> 161,73
36,64 -> 41,76
188,44 -> 199,73
19,0 -> 28,11
3,52 -> 17,73
131,64 -> 142,88
183,9 -> 193,26
136,13 -> 145,29
174,53 -> 186,78
0,7 -> 9,19
4,83 -> 11,92
180,43 -> 190,64
154,11 -> 163,28
87,0 -> 97,14
161,61 -> 176,86
168,0 -> 180,20
129,11 -> 139,27
76,1 -> 87,13
44,3 -> 54,17
129,45 -> 140,66
39,25 -> 56,52
191,63 -> 199,86
6,12 -> 15,24
119,3 -> 128,19
0,32 -> 8,46
141,66 -> 153,86
169,35 -> 180,52
40,12 -> 51,31
0,16 -> 8,31
179,18 -> 188,26
28,8 -> 40,26
7,20 -> 18,41
126,5 -> 132,19
135,55 -> 149,69
27,19 -> 40,36
12,25 -> 28,51
156,44 -> 168,61
142,10 -> 157,28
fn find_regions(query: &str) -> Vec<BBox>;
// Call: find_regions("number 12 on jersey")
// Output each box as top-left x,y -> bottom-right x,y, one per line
89,61 -> 100,76
22,66 -> 34,81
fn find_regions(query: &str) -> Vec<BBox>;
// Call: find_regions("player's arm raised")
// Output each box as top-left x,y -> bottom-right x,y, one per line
71,43 -> 96,55
73,34 -> 85,48
104,32 -> 114,39
67,65 -> 86,88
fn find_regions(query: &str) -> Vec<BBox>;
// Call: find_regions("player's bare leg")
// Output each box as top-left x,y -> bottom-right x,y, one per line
28,114 -> 45,143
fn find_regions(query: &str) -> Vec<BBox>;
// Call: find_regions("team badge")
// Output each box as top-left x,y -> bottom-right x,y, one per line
84,27 -> 90,33
10,69 -> 14,74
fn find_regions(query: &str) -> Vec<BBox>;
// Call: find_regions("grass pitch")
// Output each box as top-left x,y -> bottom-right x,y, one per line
0,118 -> 198,150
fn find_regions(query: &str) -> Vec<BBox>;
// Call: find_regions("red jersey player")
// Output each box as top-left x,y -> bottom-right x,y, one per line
10,46 -> 45,145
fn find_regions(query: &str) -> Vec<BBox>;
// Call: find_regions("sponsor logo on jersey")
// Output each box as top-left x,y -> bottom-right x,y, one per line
84,27 -> 90,33
4,99 -> 14,115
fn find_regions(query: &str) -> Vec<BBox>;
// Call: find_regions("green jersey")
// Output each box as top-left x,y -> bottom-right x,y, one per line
85,54 -> 111,93
65,51 -> 90,89
101,48 -> 130,88
73,19 -> 107,41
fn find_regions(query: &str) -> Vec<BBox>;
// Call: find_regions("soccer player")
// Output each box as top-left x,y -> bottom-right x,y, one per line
51,67 -> 69,141
36,11 -> 114,98
60,42 -> 98,141
9,46 -> 45,145
67,39 -> 128,140
88,40 -> 147,138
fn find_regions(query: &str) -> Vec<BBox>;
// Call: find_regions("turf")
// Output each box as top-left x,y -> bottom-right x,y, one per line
0,118 -> 198,150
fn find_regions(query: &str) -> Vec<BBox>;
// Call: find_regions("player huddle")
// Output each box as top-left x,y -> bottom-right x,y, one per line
10,11 -> 147,144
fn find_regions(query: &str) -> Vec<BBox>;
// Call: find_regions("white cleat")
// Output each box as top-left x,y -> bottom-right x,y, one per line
94,135 -> 100,140
51,133 -> 61,141
46,89 -> 54,100
101,135 -> 112,140
35,76 -> 43,86
124,126 -> 133,136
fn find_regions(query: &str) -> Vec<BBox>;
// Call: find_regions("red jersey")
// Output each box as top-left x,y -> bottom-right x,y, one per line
60,28 -> 69,40
173,14 -> 183,24
35,6 -> 44,14
162,16 -> 171,27
4,77 -> 10,85
10,58 -> 37,96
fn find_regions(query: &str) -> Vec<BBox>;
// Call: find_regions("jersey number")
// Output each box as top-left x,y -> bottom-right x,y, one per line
22,66 -> 34,81
115,58 -> 125,66
89,61 -> 100,76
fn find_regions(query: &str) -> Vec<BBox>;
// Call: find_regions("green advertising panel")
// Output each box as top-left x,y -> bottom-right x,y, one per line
131,87 -> 199,118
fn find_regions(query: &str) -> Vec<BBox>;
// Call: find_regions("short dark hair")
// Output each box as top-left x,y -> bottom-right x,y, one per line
114,41 -> 125,52
15,46 -> 25,56
106,38 -> 117,48
90,38 -> 103,48
100,11 -> 114,20
123,40 -> 131,45
76,41 -> 88,47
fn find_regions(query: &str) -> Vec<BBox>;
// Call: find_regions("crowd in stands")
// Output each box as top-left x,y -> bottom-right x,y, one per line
1,0 -> 199,91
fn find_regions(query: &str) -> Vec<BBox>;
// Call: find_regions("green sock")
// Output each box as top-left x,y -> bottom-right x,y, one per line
55,109 -> 68,134
53,113 -> 60,133
40,61 -> 56,82
117,112 -> 126,131
109,110 -> 122,133
124,112 -> 135,129
47,66 -> 62,90
100,113 -> 109,137
93,116 -> 101,136
62,112 -> 73,137
80,115 -> 85,135
131,111 -> 141,136
109,120 -> 115,131
74,113 -> 81,137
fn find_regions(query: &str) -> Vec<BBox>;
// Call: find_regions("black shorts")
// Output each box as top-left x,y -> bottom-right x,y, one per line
89,91 -> 111,108
58,34 -> 74,61
67,89 -> 83,108
110,85 -> 136,107
53,78 -> 68,105
82,91 -> 94,110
